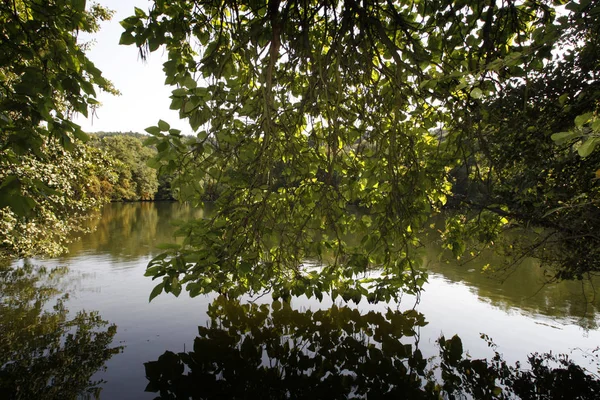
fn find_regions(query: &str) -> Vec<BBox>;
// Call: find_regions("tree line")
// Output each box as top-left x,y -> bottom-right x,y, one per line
90,131 -> 173,202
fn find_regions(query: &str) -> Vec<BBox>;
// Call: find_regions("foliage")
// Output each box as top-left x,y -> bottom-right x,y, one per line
549,0 -> 600,158
123,0 -> 573,300
93,130 -> 149,140
0,0 -> 117,213
0,262 -> 121,399
0,135 -> 115,259
155,171 -> 177,201
89,131 -> 177,201
144,297 -> 600,399
0,0 -> 118,259
92,134 -> 160,201
441,0 -> 600,280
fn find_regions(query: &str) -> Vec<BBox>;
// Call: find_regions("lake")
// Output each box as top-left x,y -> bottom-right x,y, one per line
2,202 -> 600,398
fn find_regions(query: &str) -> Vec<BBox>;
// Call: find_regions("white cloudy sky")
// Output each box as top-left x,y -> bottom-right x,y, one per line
75,0 -> 189,134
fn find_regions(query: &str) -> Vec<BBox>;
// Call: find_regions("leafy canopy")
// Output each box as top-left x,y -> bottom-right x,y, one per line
93,134 -> 160,201
0,1 -> 119,259
0,0 -> 116,216
0,136 -> 116,259
440,0 -> 600,281
123,0 -> 574,302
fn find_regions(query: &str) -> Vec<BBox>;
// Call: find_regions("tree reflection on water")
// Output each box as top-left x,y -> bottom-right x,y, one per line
145,296 -> 600,399
0,262 -> 121,400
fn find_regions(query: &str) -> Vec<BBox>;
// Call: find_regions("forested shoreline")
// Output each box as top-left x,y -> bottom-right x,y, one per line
89,131 -> 174,202
0,130 -> 176,259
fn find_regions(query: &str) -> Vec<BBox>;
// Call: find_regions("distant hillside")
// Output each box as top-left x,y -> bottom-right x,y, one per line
88,131 -> 148,140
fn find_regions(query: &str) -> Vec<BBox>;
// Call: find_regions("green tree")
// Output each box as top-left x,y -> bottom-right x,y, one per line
91,131 -> 176,200
123,0 -> 574,301
94,134 -> 160,201
0,0 -> 118,258
0,137 -> 116,259
0,0 -> 117,201
439,0 -> 600,281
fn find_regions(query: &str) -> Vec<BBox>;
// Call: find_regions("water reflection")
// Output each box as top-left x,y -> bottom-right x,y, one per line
73,203 -> 600,330
67,202 -> 205,261
5,203 -> 600,398
424,244 -> 600,330
0,263 -> 121,399
145,297 -> 600,399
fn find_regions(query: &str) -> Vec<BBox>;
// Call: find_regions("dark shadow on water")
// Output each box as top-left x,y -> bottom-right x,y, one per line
144,296 -> 600,399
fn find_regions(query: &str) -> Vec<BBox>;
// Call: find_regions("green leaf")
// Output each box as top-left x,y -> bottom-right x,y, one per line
0,194 -> 35,217
144,266 -> 162,277
143,137 -> 159,146
551,131 -> 580,143
145,126 -> 161,135
184,101 -> 196,114
158,120 -> 170,131
149,282 -> 165,302
189,110 -> 209,131
119,32 -> 136,46
558,93 -> 569,105
575,112 -> 593,128
315,291 -> 323,302
148,36 -> 161,52
170,97 -> 183,110
79,79 -> 96,97
171,282 -> 182,297
157,141 -> 169,152
171,88 -> 187,97
72,0 -> 86,12
134,7 -> 147,17
183,75 -> 197,89
188,282 -> 202,297
0,175 -> 19,190
72,128 -> 89,142
578,138 -> 599,157
470,88 -> 483,99
199,31 -> 210,45
120,16 -> 139,29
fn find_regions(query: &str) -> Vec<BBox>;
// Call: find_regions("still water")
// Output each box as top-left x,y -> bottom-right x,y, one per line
2,202 -> 600,398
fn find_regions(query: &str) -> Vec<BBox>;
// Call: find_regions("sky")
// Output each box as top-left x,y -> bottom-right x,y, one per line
75,0 -> 189,134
